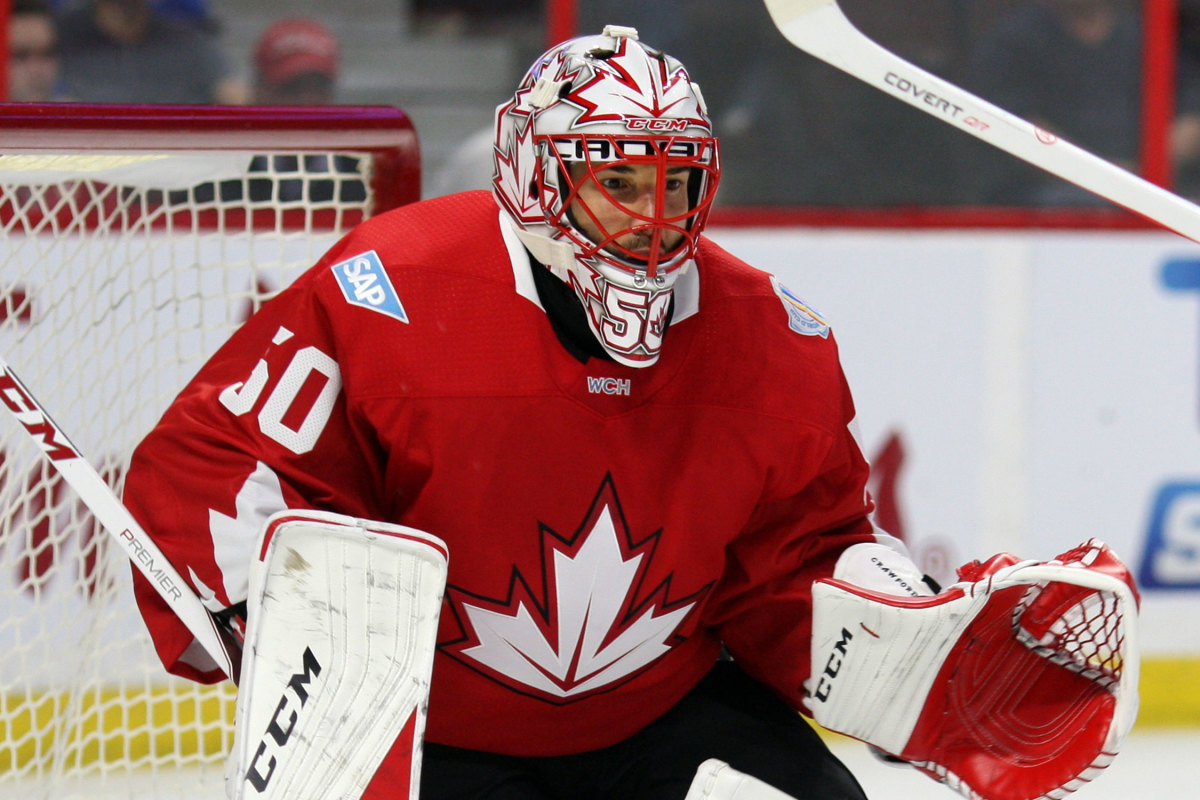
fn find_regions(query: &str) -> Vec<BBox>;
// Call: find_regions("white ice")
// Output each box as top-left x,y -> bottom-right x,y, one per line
4,728 -> 1195,799
831,728 -> 1199,799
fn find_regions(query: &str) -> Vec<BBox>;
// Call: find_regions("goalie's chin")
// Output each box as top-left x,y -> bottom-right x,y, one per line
602,233 -> 687,273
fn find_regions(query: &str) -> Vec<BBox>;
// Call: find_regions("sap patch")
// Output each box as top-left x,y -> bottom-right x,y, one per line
331,250 -> 408,323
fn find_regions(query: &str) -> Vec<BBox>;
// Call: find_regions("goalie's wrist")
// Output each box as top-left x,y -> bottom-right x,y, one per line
214,601 -> 248,645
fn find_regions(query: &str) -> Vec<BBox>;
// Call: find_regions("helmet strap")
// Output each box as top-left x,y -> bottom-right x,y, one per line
511,224 -> 575,283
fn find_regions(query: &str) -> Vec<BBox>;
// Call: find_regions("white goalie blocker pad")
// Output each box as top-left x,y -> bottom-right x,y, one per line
228,510 -> 448,800
809,539 -> 1140,800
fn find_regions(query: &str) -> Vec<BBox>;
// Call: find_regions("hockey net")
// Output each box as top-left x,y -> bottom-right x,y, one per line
0,104 -> 420,799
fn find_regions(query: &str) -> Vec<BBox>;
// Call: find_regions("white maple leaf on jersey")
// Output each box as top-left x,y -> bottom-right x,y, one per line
199,460 -> 287,609
569,41 -> 700,125
443,477 -> 707,702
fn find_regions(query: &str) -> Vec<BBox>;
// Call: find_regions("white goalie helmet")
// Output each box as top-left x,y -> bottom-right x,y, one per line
492,25 -> 721,367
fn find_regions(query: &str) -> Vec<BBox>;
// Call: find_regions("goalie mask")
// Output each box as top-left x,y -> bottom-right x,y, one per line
492,25 -> 720,367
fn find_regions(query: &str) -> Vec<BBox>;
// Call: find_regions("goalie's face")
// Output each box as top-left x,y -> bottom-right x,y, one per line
565,160 -> 692,265
543,133 -> 718,282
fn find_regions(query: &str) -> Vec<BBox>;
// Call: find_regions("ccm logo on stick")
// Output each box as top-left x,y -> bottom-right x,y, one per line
0,369 -> 80,461
245,646 -> 323,792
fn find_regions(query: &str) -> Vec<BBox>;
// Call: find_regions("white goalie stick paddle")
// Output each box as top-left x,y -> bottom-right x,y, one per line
0,357 -> 238,679
762,0 -> 1200,243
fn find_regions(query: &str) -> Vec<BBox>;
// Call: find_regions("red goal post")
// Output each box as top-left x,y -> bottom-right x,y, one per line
0,103 -> 419,798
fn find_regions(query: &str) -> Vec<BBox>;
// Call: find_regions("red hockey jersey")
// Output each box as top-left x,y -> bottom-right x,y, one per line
124,190 -> 883,756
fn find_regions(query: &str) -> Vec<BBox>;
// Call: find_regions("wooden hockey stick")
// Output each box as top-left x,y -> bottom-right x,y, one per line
0,358 -> 238,680
762,0 -> 1200,242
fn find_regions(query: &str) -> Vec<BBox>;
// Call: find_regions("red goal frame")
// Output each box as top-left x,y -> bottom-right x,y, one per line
0,102 -> 421,228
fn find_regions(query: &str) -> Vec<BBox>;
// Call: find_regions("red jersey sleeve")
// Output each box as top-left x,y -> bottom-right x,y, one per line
701,359 -> 879,712
124,243 -> 387,683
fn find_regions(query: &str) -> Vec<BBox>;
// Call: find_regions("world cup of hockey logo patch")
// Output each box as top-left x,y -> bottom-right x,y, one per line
771,276 -> 829,338
586,376 -> 632,396
332,250 -> 408,323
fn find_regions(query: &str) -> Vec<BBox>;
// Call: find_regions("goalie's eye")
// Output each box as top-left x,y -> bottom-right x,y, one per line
580,164 -> 691,211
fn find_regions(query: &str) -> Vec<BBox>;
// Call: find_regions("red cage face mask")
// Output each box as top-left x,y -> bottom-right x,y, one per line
543,133 -> 719,282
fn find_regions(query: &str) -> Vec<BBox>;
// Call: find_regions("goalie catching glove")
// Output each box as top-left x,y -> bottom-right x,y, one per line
808,538 -> 1139,800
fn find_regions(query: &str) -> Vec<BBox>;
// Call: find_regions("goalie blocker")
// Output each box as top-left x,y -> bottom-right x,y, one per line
229,511 -> 448,800
809,538 -> 1140,800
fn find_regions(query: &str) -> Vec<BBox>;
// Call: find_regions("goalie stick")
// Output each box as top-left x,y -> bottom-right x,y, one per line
762,0 -> 1200,243
0,357 -> 238,680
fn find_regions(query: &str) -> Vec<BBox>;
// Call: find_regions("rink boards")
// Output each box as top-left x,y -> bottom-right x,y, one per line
715,226 -> 1200,727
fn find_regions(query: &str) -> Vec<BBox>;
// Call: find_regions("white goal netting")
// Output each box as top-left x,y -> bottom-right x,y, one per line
0,105 -> 419,799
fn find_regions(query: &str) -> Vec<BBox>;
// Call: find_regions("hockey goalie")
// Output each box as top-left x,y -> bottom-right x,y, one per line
121,24 -> 1140,800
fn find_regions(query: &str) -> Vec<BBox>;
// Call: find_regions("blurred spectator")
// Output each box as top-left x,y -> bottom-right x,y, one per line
7,0 -> 65,102
963,0 -> 1144,205
240,18 -> 363,206
252,17 -> 339,105
1170,0 -> 1200,197
151,0 -> 212,27
412,0 -> 538,36
56,0 -> 247,104
578,0 -> 686,52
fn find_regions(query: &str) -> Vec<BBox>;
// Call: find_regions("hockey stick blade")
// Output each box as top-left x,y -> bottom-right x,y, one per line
763,0 -> 1200,242
0,358 -> 237,680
